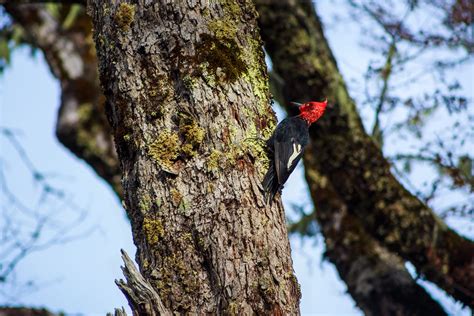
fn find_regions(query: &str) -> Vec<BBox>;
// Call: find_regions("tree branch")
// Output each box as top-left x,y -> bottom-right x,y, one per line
114,250 -> 171,316
259,4 -> 448,312
371,40 -> 396,147
304,167 -> 447,315
255,0 -> 474,307
5,0 -> 472,312
4,4 -> 122,197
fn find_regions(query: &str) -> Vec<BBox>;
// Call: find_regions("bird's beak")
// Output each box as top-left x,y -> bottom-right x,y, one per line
290,102 -> 303,107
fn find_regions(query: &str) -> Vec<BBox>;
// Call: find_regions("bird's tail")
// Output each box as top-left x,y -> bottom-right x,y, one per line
262,164 -> 280,205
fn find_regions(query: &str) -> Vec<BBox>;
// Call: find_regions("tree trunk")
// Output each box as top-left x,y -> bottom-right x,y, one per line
255,0 -> 473,308
5,0 -> 471,313
87,0 -> 300,314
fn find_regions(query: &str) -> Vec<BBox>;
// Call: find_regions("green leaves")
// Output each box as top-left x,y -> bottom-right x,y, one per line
0,23 -> 24,74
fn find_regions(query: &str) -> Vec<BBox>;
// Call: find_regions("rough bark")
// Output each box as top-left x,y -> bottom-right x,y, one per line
304,167 -> 447,316
5,4 -> 122,197
87,0 -> 300,314
5,0 -> 471,313
255,0 -> 474,307
2,9 -> 430,314
115,249 -> 171,315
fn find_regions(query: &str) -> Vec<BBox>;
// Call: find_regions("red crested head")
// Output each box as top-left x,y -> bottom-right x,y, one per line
298,99 -> 328,124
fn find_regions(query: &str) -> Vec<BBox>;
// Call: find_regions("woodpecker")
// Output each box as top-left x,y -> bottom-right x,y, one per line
263,100 -> 328,203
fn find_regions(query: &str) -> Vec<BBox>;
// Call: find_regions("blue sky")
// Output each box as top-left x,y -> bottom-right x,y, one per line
0,48 -> 363,315
0,2 -> 472,315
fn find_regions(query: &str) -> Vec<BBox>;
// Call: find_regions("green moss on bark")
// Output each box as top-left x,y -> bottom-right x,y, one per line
179,118 -> 205,157
207,149 -> 223,172
170,188 -> 183,206
139,194 -> 152,213
241,36 -> 270,116
148,130 -> 180,169
114,3 -> 135,32
148,119 -> 205,169
143,217 -> 164,246
196,34 -> 246,83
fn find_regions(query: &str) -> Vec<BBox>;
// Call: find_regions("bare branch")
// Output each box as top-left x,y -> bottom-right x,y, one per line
0,128 -> 92,296
107,307 -> 127,316
115,250 -> 171,316
256,0 -> 474,306
3,4 -> 122,197
371,40 -> 397,146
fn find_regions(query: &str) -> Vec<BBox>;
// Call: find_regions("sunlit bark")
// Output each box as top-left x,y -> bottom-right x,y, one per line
87,0 -> 300,313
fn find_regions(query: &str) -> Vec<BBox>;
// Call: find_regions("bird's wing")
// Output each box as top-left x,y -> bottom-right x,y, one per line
274,137 -> 304,187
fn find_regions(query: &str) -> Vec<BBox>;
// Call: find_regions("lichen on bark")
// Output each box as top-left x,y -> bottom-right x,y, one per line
114,2 -> 135,32
88,0 -> 300,313
148,130 -> 180,170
